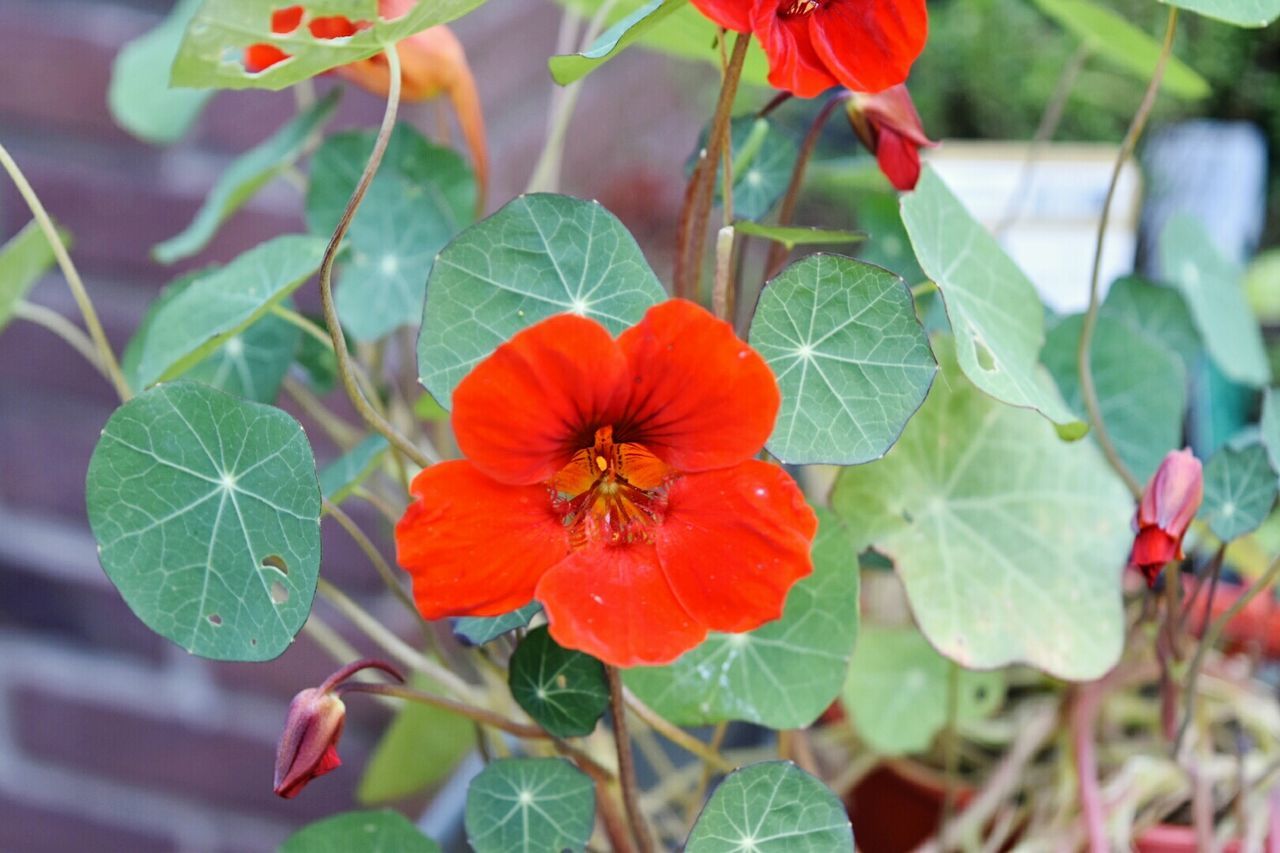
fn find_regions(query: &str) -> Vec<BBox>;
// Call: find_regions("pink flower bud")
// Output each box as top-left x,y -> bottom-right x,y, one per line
1129,448 -> 1204,587
273,687 -> 347,799
846,85 -> 938,191
272,658 -> 402,798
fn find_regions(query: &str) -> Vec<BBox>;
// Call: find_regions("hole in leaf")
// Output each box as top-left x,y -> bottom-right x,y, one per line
208,613 -> 223,626
270,582 -> 290,605
262,554 -> 289,576
250,638 -> 258,647
974,339 -> 997,371
973,685 -> 987,702
272,5 -> 304,33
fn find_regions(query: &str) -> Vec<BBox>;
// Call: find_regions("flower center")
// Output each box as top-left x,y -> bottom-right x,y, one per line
778,0 -> 821,17
551,426 -> 672,548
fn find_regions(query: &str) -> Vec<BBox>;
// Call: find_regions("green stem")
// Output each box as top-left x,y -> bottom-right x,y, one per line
322,498 -> 425,628
12,301 -> 105,376
316,577 -> 478,703
608,666 -> 655,853
0,145 -> 131,401
762,91 -> 852,281
1078,8 -> 1178,500
1172,552 -> 1280,757
674,32 -> 749,301
341,681 -> 548,739
624,687 -> 733,773
315,46 -> 431,471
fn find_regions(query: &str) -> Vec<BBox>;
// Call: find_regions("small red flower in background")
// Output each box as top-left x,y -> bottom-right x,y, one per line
1129,448 -> 1203,587
691,0 -> 928,97
395,300 -> 817,667
846,84 -> 937,191
243,2 -> 489,201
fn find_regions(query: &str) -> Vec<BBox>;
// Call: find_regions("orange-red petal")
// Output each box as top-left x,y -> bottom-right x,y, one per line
616,300 -> 779,474
271,6 -> 304,33
245,43 -> 291,72
690,0 -> 754,32
656,460 -> 816,632
875,129 -> 923,191
395,461 -> 568,619
752,4 -> 839,98
309,15 -> 360,39
807,0 -> 927,94
537,544 -> 706,667
452,314 -> 629,486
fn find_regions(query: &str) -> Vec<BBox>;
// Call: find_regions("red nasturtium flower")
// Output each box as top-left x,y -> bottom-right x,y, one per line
691,0 -> 928,98
1129,448 -> 1204,587
395,300 -> 818,667
845,84 -> 936,191
244,2 -> 489,201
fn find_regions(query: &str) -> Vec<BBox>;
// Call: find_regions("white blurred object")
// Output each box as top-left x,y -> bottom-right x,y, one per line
925,142 -> 1141,314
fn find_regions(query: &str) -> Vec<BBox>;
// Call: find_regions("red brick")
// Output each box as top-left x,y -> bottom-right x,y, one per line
10,683 -> 378,823
0,795 -> 173,853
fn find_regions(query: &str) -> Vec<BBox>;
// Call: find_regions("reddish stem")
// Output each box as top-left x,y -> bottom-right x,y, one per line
1072,680 -> 1109,853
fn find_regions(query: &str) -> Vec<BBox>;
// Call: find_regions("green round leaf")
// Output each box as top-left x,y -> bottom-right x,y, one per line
1200,444 -> 1278,542
86,382 -> 321,661
900,167 -> 1085,438
507,626 -> 608,738
1160,214 -> 1270,388
281,810 -> 440,853
686,116 -> 799,222
1100,276 -> 1201,369
0,220 -> 64,336
844,626 -> 1005,756
686,761 -> 853,853
123,269 -> 302,404
319,434 -> 389,504
455,602 -> 543,646
1042,314 -> 1187,485
626,510 -> 860,729
832,344 -> 1131,680
418,193 -> 666,406
131,235 -> 326,389
749,255 -> 936,465
1159,0 -> 1280,27
308,124 -> 475,341
464,758 -> 595,853
154,89 -> 340,264
108,0 -> 213,143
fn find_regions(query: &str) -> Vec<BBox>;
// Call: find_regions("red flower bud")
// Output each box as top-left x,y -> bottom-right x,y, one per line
846,85 -> 937,192
272,658 -> 402,798
273,688 -> 346,799
1129,448 -> 1203,587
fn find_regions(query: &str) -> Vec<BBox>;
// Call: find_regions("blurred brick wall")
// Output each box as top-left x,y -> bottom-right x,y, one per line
0,1 -> 700,849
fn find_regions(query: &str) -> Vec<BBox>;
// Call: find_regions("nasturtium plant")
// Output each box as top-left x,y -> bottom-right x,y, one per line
901,167 -> 1086,438
507,626 -> 609,738
1200,443 -> 1279,541
626,510 -> 860,729
129,235 -> 326,389
464,759 -> 595,853
27,0 -> 1280,846
281,810 -> 440,852
834,347 -> 1131,680
686,762 -> 854,853
308,123 -> 475,341
417,193 -> 666,406
86,382 -> 321,661
1160,213 -> 1271,388
1043,314 -> 1186,484
454,603 -> 543,646
749,254 -> 936,465
844,625 -> 1006,756
0,220 -> 62,334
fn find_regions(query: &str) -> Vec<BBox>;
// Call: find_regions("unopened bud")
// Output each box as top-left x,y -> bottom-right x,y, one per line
1129,448 -> 1204,587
